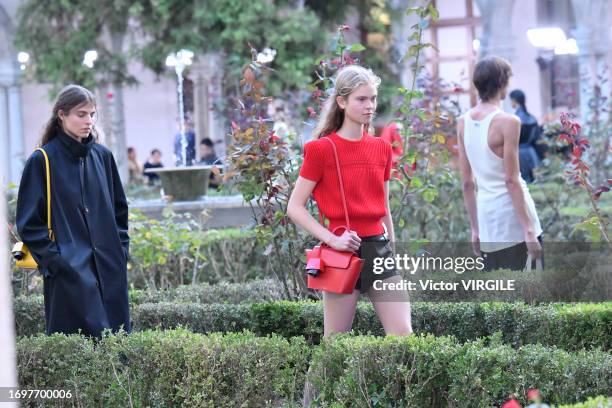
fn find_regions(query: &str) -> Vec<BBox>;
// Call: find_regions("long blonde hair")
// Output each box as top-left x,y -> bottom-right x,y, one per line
312,65 -> 381,139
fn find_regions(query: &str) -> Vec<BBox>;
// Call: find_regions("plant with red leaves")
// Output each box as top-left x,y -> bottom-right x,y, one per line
307,24 -> 366,118
226,46 -> 313,298
557,112 -> 610,245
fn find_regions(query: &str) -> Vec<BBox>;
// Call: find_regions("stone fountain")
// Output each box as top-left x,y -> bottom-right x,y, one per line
144,49 -> 218,201
136,50 -> 255,227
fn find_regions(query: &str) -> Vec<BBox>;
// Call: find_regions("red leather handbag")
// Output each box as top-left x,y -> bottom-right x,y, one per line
306,137 -> 364,294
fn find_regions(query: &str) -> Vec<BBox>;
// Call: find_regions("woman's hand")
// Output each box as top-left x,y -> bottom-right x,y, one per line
327,230 -> 361,252
471,230 -> 481,256
524,231 -> 542,260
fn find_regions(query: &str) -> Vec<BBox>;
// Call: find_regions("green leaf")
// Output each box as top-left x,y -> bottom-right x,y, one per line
348,43 -> 366,52
423,188 -> 438,203
572,217 -> 602,241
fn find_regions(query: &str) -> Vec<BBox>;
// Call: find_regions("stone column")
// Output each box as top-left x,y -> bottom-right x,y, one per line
8,84 -> 24,183
0,73 -> 24,186
571,0 -> 610,120
389,0 -> 419,89
1,6 -> 20,400
192,60 -> 209,156
0,86 -> 9,186
475,0 -> 516,61
0,9 -> 24,185
0,133 -> 18,400
192,52 -> 226,161
475,0 -> 516,111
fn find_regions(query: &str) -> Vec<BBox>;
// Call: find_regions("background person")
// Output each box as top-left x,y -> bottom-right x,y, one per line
127,146 -> 144,184
197,138 -> 222,190
173,116 -> 196,166
143,148 -> 164,185
509,89 -> 544,183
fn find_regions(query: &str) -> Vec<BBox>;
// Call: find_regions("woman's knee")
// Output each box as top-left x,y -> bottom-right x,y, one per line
384,321 -> 413,336
323,325 -> 352,338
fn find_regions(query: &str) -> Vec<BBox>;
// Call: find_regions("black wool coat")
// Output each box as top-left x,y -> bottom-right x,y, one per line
16,128 -> 130,337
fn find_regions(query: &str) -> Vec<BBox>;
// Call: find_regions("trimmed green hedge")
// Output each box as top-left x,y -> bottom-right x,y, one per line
17,329 -> 309,407
15,297 -> 610,351
13,279 -> 286,337
558,396 -> 612,407
16,330 -> 611,407
128,279 -> 286,304
135,301 -> 612,351
308,334 -> 612,407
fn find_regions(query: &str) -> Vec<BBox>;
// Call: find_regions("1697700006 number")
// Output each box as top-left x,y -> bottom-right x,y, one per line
1,388 -> 73,402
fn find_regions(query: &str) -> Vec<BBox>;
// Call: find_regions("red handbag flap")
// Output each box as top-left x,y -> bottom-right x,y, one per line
306,257 -> 322,270
320,246 -> 354,269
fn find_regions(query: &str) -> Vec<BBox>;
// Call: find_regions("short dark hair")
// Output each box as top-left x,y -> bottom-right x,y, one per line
473,56 -> 512,102
151,148 -> 161,156
200,138 -> 214,148
127,147 -> 135,154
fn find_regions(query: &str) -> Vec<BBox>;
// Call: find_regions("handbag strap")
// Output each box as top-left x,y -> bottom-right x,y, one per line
320,137 -> 351,231
524,254 -> 543,272
34,148 -> 54,241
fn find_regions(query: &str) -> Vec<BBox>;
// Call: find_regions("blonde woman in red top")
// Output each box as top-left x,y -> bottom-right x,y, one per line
288,65 -> 413,337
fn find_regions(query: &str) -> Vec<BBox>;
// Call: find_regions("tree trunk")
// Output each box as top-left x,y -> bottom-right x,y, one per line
110,31 -> 128,183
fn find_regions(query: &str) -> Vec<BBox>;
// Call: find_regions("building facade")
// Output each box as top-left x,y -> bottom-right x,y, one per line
1,0 -> 610,185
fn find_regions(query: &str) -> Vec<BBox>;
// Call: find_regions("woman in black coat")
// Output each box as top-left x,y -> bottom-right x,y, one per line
16,84 -> 130,338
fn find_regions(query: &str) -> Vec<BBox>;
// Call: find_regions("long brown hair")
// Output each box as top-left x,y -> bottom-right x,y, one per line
39,84 -> 100,146
312,65 -> 381,139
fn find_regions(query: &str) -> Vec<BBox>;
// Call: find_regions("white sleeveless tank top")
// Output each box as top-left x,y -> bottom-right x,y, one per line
463,108 -> 542,252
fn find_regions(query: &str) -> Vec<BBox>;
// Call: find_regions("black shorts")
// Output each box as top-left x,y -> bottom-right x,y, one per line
482,235 -> 544,271
355,234 -> 399,293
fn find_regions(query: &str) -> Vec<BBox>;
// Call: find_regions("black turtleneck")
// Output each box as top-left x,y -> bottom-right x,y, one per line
55,127 -> 95,158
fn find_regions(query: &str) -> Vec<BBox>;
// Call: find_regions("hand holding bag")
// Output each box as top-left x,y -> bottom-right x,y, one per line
12,148 -> 54,269
524,254 -> 543,272
306,137 -> 364,294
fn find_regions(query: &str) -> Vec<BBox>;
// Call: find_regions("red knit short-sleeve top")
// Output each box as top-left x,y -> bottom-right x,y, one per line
299,131 -> 393,237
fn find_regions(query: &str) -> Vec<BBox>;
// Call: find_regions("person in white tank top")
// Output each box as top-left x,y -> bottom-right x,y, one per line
457,56 -> 543,270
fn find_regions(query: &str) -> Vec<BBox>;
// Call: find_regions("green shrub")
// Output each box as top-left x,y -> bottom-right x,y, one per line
195,228 -> 272,284
130,301 -> 610,351
309,334 -> 459,406
128,279 -> 285,305
558,396 -> 612,407
14,297 -> 611,352
307,334 -> 611,407
17,329 -> 310,407
14,279 -> 286,337
16,330 -> 611,407
12,295 -> 45,337
133,303 -> 252,334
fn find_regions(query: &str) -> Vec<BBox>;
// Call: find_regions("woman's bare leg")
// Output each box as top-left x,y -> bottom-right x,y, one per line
304,289 -> 361,407
322,289 -> 361,337
368,275 -> 413,336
